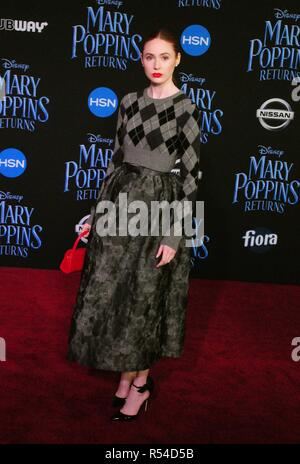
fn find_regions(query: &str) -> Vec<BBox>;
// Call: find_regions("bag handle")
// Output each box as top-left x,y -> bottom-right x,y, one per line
71,229 -> 89,253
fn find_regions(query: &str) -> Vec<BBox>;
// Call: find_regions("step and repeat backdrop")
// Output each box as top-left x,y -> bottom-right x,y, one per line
1,0 -> 299,284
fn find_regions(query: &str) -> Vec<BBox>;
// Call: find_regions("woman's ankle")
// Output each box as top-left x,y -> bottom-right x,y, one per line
120,371 -> 137,382
132,375 -> 148,387
115,379 -> 133,397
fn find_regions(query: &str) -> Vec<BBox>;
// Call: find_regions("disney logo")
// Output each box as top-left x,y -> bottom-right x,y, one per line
96,0 -> 123,8
0,191 -> 24,202
1,58 -> 29,72
274,8 -> 300,21
87,133 -> 114,145
179,72 -> 206,84
258,145 -> 284,157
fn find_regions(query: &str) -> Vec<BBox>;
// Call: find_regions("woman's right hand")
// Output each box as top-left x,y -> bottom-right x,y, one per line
81,223 -> 91,237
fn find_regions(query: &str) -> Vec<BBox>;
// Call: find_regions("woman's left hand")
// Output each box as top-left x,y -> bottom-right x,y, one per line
155,244 -> 176,267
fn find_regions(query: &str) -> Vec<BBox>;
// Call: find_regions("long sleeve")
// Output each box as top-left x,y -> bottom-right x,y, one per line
85,96 -> 126,225
160,104 -> 201,252
105,96 -> 126,177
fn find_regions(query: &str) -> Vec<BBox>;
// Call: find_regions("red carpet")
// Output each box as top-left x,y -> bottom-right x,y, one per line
0,266 -> 299,444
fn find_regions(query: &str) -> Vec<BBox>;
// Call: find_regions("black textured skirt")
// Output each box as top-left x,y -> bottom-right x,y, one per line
67,162 -> 192,372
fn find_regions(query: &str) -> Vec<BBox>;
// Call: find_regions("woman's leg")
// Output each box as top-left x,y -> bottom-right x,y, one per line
115,370 -> 137,398
119,369 -> 150,415
132,369 -> 149,386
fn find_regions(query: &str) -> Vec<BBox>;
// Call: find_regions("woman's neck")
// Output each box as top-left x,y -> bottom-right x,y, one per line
147,83 -> 180,99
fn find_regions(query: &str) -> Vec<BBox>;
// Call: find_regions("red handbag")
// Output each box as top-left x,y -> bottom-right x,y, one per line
60,229 -> 90,274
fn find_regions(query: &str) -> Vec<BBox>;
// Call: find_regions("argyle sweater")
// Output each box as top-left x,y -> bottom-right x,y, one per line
86,87 -> 201,252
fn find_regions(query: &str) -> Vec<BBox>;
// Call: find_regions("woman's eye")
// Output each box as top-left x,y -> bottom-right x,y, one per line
145,56 -> 169,60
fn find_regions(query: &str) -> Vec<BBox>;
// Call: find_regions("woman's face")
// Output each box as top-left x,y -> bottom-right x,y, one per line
141,38 -> 180,86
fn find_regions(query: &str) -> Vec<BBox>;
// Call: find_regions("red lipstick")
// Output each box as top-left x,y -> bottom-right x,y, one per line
152,73 -> 162,77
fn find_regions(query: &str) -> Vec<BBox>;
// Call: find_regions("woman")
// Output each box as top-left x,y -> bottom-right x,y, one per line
67,28 -> 201,421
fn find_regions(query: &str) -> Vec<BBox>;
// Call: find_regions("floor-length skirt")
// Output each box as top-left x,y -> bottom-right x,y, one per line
67,161 -> 192,372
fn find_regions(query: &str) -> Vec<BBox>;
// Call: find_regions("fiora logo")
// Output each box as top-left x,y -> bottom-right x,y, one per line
180,24 -> 211,56
0,148 -> 27,178
88,87 -> 118,118
242,228 -> 278,253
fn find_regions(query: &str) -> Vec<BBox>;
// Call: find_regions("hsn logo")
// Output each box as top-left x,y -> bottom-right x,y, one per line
0,148 -> 27,178
180,24 -> 211,56
88,87 -> 118,118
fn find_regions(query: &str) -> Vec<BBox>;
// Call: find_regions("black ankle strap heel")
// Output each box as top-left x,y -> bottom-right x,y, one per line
131,376 -> 154,393
111,376 -> 154,421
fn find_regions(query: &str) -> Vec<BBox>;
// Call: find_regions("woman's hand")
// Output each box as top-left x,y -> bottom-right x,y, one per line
155,244 -> 176,267
81,223 -> 91,237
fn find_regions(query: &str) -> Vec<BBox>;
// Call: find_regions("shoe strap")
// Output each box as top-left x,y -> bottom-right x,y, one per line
132,380 -> 151,393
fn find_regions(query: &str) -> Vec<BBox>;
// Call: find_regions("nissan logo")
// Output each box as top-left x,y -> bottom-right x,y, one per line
256,98 -> 294,131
